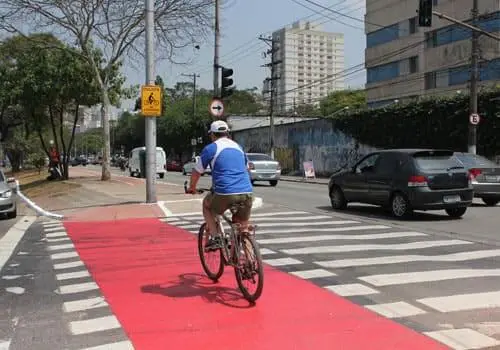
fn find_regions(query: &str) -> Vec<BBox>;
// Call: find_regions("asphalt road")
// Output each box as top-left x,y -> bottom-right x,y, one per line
159,170 -> 500,247
91,165 -> 500,246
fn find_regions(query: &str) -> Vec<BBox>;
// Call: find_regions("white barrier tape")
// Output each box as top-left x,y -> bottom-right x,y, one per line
13,180 -> 64,220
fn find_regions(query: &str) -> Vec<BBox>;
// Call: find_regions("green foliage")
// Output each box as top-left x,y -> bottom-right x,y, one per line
320,89 -> 366,116
0,33 -> 127,179
330,89 -> 500,157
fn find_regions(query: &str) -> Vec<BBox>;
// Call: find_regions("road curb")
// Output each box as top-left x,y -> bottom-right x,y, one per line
14,180 -> 64,220
281,177 -> 329,185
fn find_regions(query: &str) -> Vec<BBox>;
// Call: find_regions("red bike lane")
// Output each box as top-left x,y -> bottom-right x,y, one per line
64,217 -> 448,350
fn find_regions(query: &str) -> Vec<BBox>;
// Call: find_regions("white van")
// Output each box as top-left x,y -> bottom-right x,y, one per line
128,146 -> 167,179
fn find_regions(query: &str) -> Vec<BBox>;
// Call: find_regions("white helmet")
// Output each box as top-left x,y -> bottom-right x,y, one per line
209,120 -> 230,134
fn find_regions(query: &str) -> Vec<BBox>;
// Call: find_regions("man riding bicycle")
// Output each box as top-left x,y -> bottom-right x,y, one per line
187,120 -> 254,247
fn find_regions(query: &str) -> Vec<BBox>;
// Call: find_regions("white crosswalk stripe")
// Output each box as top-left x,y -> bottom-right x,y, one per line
164,207 -> 500,349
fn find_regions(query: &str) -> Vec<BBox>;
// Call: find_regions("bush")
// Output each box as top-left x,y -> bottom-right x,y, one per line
331,89 -> 500,157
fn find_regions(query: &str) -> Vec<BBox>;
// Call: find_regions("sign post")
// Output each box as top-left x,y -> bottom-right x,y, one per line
209,98 -> 224,119
469,113 -> 480,125
141,85 -> 162,117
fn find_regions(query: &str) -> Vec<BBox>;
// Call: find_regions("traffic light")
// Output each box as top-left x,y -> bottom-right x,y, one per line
418,0 -> 433,27
221,66 -> 234,99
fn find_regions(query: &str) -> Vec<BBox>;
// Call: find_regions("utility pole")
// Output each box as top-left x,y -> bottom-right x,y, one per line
144,0 -> 157,202
182,73 -> 200,157
259,35 -> 281,158
213,0 -> 220,98
468,0 -> 479,154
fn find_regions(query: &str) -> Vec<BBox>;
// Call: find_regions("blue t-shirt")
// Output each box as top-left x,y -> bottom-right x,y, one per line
194,137 -> 253,195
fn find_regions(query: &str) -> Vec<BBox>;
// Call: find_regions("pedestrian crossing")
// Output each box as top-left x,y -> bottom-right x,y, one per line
162,208 -> 500,350
0,219 -> 133,350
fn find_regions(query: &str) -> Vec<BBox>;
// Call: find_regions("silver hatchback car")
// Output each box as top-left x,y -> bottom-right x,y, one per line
247,153 -> 281,187
0,170 -> 17,219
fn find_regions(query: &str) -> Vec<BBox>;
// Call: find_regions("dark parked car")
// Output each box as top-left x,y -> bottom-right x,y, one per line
328,149 -> 474,218
454,152 -> 500,206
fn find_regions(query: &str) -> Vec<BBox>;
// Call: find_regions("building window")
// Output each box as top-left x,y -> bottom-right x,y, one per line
424,72 -> 436,90
448,66 -> 470,86
366,23 -> 399,48
367,61 -> 400,84
426,11 -> 499,48
409,56 -> 418,74
409,17 -> 417,34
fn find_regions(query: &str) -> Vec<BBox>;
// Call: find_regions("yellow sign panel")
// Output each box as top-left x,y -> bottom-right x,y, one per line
141,85 -> 162,117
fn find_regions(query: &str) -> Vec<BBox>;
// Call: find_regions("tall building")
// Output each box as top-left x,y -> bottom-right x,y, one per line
267,21 -> 345,114
365,0 -> 500,108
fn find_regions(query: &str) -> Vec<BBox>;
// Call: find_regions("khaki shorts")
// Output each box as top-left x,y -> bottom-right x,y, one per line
203,192 -> 253,221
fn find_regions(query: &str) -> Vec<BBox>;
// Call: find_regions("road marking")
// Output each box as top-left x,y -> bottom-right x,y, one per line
56,270 -> 90,281
58,282 -> 99,294
258,231 -> 427,245
315,249 -> 500,268
282,239 -> 472,255
157,201 -> 172,217
69,315 -> 121,335
417,290 -> 500,312
365,302 -> 426,318
5,287 -> 25,294
423,328 -> 500,350
360,268 -> 500,286
263,257 -> 303,266
42,222 -> 62,228
259,248 -> 276,255
175,224 -> 200,230
46,232 -> 67,239
325,283 -> 379,297
47,237 -> 71,243
63,296 -> 108,313
162,217 -> 179,222
0,216 -> 36,272
244,220 -> 359,228
54,261 -> 84,270
290,269 -> 336,279
81,341 -> 135,350
168,210 -> 309,218
259,225 -> 390,235
47,243 -> 75,251
0,340 -> 11,350
50,251 -> 79,260
44,226 -> 66,233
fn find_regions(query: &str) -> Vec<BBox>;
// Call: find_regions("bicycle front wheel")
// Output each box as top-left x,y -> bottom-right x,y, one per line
198,223 -> 224,281
234,235 -> 264,303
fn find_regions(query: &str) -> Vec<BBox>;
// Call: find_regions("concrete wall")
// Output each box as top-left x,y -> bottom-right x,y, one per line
233,119 -> 376,176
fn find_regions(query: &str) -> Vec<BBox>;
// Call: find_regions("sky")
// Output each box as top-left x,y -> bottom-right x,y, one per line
121,0 -> 367,110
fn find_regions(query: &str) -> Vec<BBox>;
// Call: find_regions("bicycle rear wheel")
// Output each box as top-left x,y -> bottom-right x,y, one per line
198,223 -> 224,281
234,235 -> 264,303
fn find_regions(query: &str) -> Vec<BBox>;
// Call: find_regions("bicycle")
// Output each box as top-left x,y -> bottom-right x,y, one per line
183,180 -> 264,303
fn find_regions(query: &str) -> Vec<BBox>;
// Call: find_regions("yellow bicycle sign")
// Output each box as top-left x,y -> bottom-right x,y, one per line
141,85 -> 162,117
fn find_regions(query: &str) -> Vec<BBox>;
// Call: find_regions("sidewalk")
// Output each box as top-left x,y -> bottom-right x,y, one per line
17,167 -> 260,222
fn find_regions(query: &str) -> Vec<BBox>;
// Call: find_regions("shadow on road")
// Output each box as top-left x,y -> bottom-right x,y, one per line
316,204 -> 463,222
141,272 -> 254,309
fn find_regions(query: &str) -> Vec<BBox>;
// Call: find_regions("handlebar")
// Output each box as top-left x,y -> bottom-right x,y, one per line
183,180 -> 210,194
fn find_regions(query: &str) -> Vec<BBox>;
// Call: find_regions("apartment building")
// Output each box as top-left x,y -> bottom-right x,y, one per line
266,21 -> 345,114
365,0 -> 500,108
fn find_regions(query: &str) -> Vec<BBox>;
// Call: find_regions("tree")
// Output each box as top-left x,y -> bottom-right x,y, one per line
0,38 -> 24,142
0,0 -> 213,181
320,89 -> 366,116
3,33 -> 124,179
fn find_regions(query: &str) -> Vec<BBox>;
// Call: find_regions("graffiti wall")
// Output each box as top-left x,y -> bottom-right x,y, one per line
233,119 -> 377,176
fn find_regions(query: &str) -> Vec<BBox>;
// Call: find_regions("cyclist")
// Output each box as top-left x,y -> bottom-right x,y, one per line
187,120 -> 253,247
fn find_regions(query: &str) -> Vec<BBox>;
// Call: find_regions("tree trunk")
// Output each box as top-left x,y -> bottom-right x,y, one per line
6,150 -> 21,172
100,97 -> 112,181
